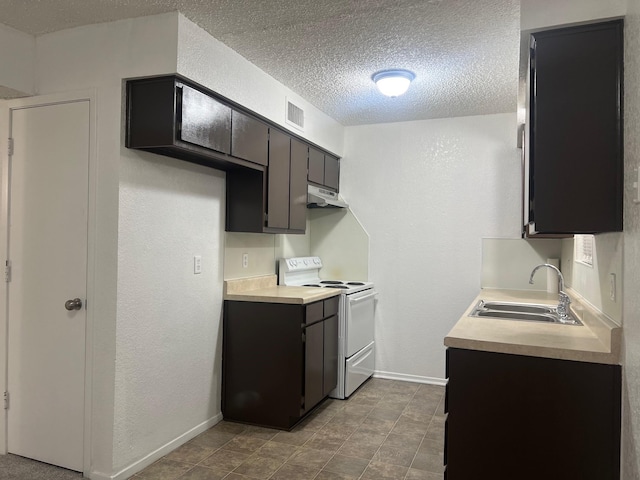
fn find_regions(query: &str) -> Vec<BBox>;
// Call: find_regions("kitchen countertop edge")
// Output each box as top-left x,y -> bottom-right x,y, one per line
223,275 -> 341,304
444,288 -> 621,365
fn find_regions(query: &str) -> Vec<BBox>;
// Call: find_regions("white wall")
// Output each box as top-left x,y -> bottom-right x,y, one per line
342,113 -> 521,381
560,234 -> 623,324
175,14 -> 344,157
0,23 -> 35,97
521,0 -> 626,30
623,0 -> 640,476
115,152 -> 225,472
309,208 -> 369,281
33,13 -> 201,477
481,238 -> 562,290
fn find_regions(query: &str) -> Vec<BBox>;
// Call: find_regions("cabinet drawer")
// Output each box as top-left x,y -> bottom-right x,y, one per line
324,296 -> 339,317
305,301 -> 324,324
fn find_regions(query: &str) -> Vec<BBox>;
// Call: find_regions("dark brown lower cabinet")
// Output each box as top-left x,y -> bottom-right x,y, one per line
445,348 -> 621,480
222,297 -> 339,429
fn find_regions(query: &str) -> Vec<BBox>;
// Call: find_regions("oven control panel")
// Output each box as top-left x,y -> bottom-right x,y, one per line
280,256 -> 322,272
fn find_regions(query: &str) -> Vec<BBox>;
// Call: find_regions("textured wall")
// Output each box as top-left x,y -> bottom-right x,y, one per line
176,14 -> 344,157
116,152 -> 225,472
0,22 -> 35,97
521,0 -> 626,30
32,13 -> 220,477
623,0 -> 640,477
560,234 -> 623,324
481,238 -> 562,290
342,113 -> 521,381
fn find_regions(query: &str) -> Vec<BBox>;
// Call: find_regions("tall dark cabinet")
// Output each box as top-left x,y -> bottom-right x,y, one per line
526,20 -> 623,235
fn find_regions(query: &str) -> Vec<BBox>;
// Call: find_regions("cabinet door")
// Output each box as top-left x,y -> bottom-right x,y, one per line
308,147 -> 325,185
323,155 -> 340,191
179,85 -> 231,154
304,321 -> 324,412
231,110 -> 268,166
530,21 -> 622,233
267,129 -> 291,229
446,348 -> 621,480
323,315 -> 339,396
289,139 -> 308,231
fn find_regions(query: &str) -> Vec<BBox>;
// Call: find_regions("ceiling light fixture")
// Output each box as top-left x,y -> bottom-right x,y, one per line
372,69 -> 416,97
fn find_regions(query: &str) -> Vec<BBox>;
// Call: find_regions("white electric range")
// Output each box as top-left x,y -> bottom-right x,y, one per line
279,256 -> 376,399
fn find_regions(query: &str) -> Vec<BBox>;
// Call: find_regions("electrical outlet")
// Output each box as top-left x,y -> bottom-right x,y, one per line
609,273 -> 616,302
242,253 -> 249,269
194,255 -> 202,274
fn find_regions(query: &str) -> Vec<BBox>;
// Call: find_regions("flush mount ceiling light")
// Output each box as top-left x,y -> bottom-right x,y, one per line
372,69 -> 416,97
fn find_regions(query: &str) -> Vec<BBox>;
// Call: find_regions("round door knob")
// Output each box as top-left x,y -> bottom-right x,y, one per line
65,298 -> 83,311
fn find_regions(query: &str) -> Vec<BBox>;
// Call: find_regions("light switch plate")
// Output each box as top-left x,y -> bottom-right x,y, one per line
242,253 -> 249,269
194,255 -> 202,274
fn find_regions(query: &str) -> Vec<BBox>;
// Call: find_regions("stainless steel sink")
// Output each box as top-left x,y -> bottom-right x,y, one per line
470,300 -> 582,325
481,301 -> 554,315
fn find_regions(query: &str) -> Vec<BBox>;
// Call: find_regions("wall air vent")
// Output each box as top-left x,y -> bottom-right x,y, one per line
286,98 -> 304,131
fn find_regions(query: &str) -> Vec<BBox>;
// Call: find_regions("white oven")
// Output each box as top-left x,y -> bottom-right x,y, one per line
279,256 -> 377,399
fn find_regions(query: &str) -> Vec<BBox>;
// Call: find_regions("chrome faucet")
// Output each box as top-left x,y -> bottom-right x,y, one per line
529,263 -> 572,322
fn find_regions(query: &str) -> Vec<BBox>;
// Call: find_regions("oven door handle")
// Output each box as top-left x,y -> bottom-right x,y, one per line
349,292 -> 378,304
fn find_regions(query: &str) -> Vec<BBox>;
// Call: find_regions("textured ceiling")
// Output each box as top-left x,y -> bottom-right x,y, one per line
0,0 -> 520,126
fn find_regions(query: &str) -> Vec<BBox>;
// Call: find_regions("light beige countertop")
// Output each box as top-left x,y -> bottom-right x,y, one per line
223,274 -> 341,305
445,288 -> 621,364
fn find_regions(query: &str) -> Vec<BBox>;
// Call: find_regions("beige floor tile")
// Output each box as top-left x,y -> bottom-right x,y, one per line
314,471 -> 357,480
136,459 -> 193,479
390,417 -> 430,436
222,437 -> 267,455
178,465 -> 228,480
165,442 -> 217,464
271,429 -> 315,446
368,406 -> 403,422
269,463 -> 321,480
405,468 -> 444,479
372,444 -> 418,468
360,459 -> 409,479
190,430 -> 237,449
239,426 -> 279,441
254,441 -> 299,461
286,447 -> 334,470
418,438 -> 443,455
410,451 -> 444,474
211,422 -> 247,435
323,454 -> 370,477
232,454 -> 284,479
199,449 -> 251,471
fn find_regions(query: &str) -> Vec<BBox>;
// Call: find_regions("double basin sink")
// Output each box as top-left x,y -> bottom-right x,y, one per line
470,300 -> 582,326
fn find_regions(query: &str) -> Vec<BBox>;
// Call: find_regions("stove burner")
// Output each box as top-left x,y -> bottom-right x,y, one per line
320,280 -> 344,285
303,284 -> 322,287
325,285 -> 349,289
347,282 -> 365,286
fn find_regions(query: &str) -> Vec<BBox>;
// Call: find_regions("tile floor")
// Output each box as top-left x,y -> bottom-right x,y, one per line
132,379 -> 445,480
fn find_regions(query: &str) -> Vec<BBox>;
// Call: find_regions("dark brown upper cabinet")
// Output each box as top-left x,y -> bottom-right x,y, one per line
231,110 -> 268,166
126,76 -> 261,172
226,129 -> 307,234
526,20 -> 623,235
180,84 -> 231,154
126,74 -> 340,234
308,147 -> 340,192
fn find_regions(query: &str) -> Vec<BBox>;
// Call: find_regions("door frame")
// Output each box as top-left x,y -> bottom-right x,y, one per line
0,89 -> 97,476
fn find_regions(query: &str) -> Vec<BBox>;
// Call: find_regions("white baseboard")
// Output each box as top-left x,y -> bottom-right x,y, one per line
373,370 -> 447,386
89,412 -> 223,480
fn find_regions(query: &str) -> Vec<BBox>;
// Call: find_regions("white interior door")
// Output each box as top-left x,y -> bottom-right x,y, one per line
7,100 -> 90,471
